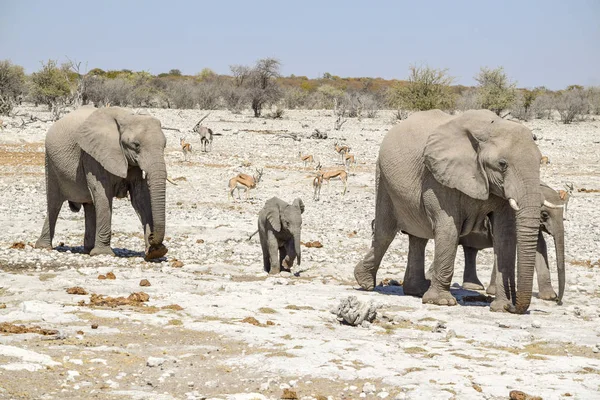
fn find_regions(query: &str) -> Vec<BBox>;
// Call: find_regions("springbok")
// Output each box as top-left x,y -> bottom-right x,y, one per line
315,162 -> 347,196
334,142 -> 350,162
558,183 -> 574,219
299,151 -> 314,167
344,153 -> 356,169
228,168 -> 264,201
193,113 -> 213,152
180,137 -> 192,162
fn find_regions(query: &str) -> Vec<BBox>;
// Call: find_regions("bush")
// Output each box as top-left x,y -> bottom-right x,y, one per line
554,87 -> 588,124
30,60 -> 73,118
475,66 -> 517,116
231,58 -> 282,117
0,60 -> 26,115
388,65 -> 455,111
587,87 -> 600,115
529,92 -> 554,119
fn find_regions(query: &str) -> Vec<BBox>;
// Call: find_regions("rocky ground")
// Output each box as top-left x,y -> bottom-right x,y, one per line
0,106 -> 599,400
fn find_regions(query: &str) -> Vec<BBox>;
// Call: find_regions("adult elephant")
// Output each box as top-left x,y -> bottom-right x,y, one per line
257,197 -> 304,274
354,110 -> 543,314
35,106 -> 168,260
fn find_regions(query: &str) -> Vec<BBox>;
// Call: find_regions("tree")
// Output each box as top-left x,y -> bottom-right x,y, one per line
475,66 -> 516,116
30,60 -> 72,119
388,64 -> 455,111
168,69 -> 182,76
247,58 -> 282,117
0,60 -> 26,115
554,87 -> 588,124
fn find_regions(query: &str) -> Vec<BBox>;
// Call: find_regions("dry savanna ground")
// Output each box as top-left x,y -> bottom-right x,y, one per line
0,106 -> 599,400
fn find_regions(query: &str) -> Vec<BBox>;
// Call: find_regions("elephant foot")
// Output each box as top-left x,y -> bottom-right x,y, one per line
354,259 -> 377,291
402,278 -> 430,297
537,288 -> 558,301
35,238 -> 52,250
489,298 -> 514,313
145,244 -> 168,261
486,283 -> 497,296
90,246 -> 115,257
422,287 -> 457,306
462,280 -> 485,291
83,246 -> 93,255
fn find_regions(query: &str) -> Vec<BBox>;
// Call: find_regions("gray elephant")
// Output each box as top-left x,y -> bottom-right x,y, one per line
35,106 -> 168,260
258,197 -> 304,274
354,110 -> 544,314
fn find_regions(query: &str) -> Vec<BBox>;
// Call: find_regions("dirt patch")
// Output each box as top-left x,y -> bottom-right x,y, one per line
0,145 -> 45,167
510,390 -> 542,400
241,317 -> 275,327
0,322 -> 58,335
80,292 -> 150,308
9,241 -> 27,249
578,188 -> 600,193
571,259 -> 600,268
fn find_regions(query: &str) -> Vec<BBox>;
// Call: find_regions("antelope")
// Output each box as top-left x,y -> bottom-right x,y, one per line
344,153 -> 356,169
334,142 -> 350,162
228,168 -> 264,201
313,174 -> 323,201
180,137 -> 192,162
315,162 -> 347,196
558,183 -> 574,219
193,113 -> 213,152
540,156 -> 550,165
298,151 -> 314,166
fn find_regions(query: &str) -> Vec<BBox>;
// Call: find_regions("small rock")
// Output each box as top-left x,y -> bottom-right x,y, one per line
98,275 -> 106,280
146,357 -> 166,367
66,287 -> 88,295
91,324 -> 98,329
432,321 -> 446,333
531,320 -> 542,329
394,394 -> 407,400
334,296 -> 379,326
106,272 -> 116,280
362,382 -> 376,394
281,388 -> 298,399
509,390 -> 542,400
445,329 -> 457,340
377,392 -> 389,399
76,330 -> 84,335
171,260 -> 184,268
139,279 -> 151,287
0,304 -> 6,309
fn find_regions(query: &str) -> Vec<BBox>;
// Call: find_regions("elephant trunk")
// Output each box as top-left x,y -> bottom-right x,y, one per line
294,231 -> 302,266
554,227 -> 565,305
513,193 -> 542,314
146,162 -> 167,246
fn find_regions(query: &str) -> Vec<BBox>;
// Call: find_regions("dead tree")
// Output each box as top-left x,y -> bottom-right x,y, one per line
333,98 -> 347,130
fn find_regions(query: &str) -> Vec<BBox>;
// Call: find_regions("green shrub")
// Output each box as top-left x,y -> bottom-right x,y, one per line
388,65 -> 455,111
30,60 -> 72,116
475,66 -> 516,116
0,60 -> 26,115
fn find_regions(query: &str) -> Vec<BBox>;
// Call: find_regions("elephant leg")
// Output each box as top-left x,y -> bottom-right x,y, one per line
422,219 -> 459,306
403,235 -> 430,297
35,196 -> 64,250
486,259 -> 497,295
267,231 -> 281,274
83,203 -> 96,254
462,246 -> 485,290
35,163 -> 64,250
535,232 -> 557,301
87,174 -> 115,257
258,228 -> 271,273
281,240 -> 295,271
354,183 -> 398,290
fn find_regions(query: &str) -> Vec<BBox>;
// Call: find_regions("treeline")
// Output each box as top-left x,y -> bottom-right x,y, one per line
1,58 -> 599,124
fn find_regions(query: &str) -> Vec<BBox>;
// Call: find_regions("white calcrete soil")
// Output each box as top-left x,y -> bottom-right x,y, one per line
0,106 -> 599,399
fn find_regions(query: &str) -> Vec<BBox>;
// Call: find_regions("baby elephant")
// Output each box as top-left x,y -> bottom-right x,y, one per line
258,197 -> 304,274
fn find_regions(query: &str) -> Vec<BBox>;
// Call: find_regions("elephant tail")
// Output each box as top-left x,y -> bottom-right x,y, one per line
68,201 -> 82,213
248,229 -> 259,241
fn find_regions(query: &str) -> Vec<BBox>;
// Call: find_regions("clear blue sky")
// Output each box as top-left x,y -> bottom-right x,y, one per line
1,0 -> 598,89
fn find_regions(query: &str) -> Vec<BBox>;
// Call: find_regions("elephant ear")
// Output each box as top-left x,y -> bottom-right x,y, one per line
77,107 -> 129,179
292,198 -> 305,214
423,118 -> 489,200
265,199 -> 282,232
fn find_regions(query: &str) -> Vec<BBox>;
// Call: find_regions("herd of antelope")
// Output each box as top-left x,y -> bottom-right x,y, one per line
177,114 -> 355,202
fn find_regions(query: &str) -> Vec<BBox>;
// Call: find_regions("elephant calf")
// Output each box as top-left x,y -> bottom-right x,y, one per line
257,197 -> 304,274
35,106 -> 168,260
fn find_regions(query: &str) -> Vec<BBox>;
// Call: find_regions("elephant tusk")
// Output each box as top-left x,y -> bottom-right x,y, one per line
142,170 -> 147,180
543,200 -> 563,209
166,177 -> 178,186
508,198 -> 520,211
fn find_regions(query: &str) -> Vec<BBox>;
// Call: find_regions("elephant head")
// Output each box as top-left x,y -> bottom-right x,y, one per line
77,107 -> 168,258
267,198 -> 305,266
540,184 -> 566,305
424,110 -> 542,313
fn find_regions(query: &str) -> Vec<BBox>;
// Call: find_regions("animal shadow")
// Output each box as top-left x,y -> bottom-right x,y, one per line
55,245 -> 164,261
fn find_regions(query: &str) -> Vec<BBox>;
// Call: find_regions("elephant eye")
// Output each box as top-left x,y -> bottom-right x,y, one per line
132,141 -> 140,151
540,211 -> 550,221
498,159 -> 508,171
